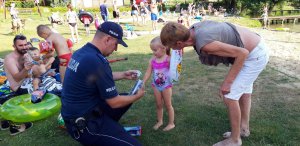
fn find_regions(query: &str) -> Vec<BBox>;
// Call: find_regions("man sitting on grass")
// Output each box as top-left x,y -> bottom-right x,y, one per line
1,35 -> 33,135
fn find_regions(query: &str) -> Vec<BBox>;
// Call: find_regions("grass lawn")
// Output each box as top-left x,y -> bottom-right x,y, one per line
0,12 -> 299,146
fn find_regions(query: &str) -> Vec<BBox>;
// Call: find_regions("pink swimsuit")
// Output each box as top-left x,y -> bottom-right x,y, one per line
151,56 -> 172,91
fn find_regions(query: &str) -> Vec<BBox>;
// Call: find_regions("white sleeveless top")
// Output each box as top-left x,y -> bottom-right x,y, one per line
67,11 -> 77,23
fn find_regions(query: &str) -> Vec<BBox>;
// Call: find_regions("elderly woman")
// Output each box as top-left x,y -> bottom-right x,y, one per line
160,21 -> 269,146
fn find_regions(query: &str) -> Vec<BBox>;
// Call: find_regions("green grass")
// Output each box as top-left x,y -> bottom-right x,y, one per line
0,12 -> 299,146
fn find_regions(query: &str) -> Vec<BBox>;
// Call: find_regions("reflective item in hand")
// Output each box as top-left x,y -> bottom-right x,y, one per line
129,80 -> 143,95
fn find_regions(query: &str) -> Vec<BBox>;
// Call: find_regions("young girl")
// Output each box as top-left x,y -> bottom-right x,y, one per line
66,4 -> 79,43
80,13 -> 91,36
94,13 -> 100,29
139,2 -> 149,25
143,36 -> 175,131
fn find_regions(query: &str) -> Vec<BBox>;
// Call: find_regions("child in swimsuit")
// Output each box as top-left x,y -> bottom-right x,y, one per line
81,15 -> 91,36
142,36 -> 175,131
27,47 -> 55,91
94,13 -> 101,29
37,24 -> 72,84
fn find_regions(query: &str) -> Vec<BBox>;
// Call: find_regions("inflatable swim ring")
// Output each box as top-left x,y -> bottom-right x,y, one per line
78,12 -> 94,24
0,93 -> 61,123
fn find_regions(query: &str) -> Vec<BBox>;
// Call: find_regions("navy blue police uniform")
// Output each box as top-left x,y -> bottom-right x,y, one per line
61,42 -> 141,146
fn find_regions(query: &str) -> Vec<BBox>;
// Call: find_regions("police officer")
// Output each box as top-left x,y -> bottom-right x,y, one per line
61,21 -> 145,146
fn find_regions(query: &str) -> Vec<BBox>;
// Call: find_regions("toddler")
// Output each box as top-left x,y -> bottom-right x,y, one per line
143,36 -> 175,131
27,47 -> 55,91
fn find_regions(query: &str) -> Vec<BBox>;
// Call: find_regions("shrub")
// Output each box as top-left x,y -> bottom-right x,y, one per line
5,1 -> 34,8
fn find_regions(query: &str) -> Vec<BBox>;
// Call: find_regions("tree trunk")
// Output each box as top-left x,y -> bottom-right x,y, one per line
36,3 -> 42,17
4,0 -> 6,19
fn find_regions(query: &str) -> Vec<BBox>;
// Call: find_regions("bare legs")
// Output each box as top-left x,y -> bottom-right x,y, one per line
69,25 -> 79,43
152,87 -> 175,131
132,15 -> 139,25
162,87 -> 175,131
152,86 -> 163,130
58,58 -> 67,84
152,20 -> 157,31
239,94 -> 251,135
214,93 -> 252,146
32,78 -> 41,91
223,98 -> 242,145
73,25 -> 79,42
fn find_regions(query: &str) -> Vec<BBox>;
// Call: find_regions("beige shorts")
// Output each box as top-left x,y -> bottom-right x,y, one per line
224,39 -> 269,100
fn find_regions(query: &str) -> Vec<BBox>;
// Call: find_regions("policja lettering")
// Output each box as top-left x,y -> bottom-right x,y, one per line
109,30 -> 118,37
68,58 -> 79,72
106,86 -> 116,92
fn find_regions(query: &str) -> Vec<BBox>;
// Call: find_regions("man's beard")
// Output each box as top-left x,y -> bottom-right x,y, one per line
16,47 -> 28,55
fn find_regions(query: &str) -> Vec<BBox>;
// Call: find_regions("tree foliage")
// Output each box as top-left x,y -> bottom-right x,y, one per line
222,0 -> 295,17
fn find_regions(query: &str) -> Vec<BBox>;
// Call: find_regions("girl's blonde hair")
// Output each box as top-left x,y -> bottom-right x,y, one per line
150,36 -> 170,56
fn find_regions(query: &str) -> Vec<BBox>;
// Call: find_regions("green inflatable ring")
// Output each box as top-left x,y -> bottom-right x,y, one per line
0,93 -> 61,123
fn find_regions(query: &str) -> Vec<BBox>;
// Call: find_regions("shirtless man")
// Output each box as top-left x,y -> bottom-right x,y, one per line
4,35 -> 32,94
36,24 -> 72,83
2,35 -> 33,135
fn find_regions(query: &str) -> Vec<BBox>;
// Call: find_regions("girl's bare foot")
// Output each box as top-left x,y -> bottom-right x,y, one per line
153,122 -> 163,130
162,124 -> 175,131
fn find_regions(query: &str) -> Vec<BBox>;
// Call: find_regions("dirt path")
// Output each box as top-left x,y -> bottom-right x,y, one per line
253,29 -> 300,88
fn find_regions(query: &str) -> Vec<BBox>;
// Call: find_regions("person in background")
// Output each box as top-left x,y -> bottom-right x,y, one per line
140,2 -> 149,25
131,0 -> 140,25
100,0 -> 109,22
94,13 -> 101,29
66,4 -> 80,43
262,4 -> 268,29
9,2 -> 23,34
112,0 -> 120,24
81,14 -> 91,36
150,0 -> 158,31
177,13 -> 185,25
